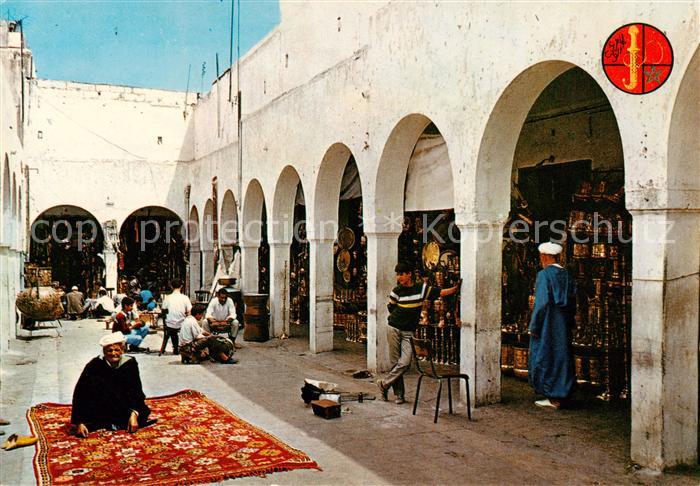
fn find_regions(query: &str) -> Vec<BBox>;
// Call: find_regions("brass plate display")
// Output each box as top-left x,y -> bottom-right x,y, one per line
336,249 -> 351,272
422,241 -> 440,270
337,227 -> 355,250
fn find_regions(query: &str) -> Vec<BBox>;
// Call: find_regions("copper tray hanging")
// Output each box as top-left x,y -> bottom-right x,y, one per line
422,241 -> 440,270
336,249 -> 351,272
337,227 -> 355,250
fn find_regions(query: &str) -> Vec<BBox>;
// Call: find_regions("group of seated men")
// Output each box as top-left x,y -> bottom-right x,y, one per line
111,278 -> 239,365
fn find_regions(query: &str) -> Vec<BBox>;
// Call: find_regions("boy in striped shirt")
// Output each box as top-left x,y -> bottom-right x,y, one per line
376,262 -> 460,404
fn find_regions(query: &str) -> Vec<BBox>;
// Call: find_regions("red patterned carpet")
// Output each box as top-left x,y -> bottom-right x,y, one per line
28,389 -> 320,485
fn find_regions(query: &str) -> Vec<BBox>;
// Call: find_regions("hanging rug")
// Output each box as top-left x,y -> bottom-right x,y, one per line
28,389 -> 320,485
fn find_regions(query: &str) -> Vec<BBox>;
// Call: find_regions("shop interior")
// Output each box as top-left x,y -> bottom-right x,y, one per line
29,205 -> 105,294
500,67 -> 631,404
118,206 -> 186,296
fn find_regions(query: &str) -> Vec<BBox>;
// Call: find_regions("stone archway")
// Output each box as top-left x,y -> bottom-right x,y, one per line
471,57 -> 700,469
29,205 -> 105,293
219,190 -> 239,283
466,61 -> 579,406
117,206 -> 186,296
310,143 -> 368,356
202,199 -> 216,290
240,179 -> 267,295
271,166 -> 307,342
368,113 -> 455,372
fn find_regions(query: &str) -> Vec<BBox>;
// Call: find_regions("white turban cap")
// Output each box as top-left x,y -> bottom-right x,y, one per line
99,333 -> 125,347
538,242 -> 563,255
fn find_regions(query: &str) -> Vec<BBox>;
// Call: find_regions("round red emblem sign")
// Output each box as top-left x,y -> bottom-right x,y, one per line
602,23 -> 673,94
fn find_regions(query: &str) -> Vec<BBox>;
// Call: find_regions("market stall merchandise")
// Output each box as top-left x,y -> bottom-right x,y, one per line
398,209 -> 461,365
501,163 -> 632,401
332,198 -> 367,343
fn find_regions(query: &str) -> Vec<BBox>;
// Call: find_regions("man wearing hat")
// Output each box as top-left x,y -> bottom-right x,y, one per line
71,333 -> 152,437
65,285 -> 85,320
528,242 -> 576,409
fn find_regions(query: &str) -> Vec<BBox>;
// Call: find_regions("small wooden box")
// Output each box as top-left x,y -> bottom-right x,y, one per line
310,399 -> 341,420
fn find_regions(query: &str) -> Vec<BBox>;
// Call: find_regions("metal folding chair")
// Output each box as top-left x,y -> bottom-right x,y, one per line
411,337 -> 472,423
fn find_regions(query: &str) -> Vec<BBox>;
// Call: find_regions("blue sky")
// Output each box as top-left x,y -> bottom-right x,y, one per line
1,0 -> 280,91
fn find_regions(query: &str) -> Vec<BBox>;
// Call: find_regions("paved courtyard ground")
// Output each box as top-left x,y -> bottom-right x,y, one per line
1,319 -> 698,485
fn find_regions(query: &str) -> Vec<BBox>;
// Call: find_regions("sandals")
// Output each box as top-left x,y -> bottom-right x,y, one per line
2,434 -> 38,451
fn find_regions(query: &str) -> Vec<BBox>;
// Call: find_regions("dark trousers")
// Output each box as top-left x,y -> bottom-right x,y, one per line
93,305 -> 111,317
160,325 -> 179,354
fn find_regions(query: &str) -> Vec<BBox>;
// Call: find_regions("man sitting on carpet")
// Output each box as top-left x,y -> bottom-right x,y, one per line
71,333 -> 152,437
179,303 -> 236,364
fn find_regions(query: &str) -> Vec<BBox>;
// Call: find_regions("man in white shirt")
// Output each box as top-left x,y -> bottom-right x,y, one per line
205,288 -> 241,348
159,278 -> 192,356
179,304 -> 236,364
94,288 -> 115,317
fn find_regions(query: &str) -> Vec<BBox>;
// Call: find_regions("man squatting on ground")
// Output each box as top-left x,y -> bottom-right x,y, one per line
205,288 -> 242,348
528,241 -> 576,409
179,303 -> 236,364
376,262 -> 461,404
71,333 -> 152,437
112,296 -> 150,352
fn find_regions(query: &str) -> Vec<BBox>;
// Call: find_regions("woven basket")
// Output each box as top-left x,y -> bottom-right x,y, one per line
16,289 -> 64,321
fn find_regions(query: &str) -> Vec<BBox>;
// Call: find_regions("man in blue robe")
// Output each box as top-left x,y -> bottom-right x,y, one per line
528,241 -> 576,409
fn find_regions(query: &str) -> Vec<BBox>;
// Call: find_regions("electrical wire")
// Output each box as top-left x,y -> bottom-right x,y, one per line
38,93 -> 148,160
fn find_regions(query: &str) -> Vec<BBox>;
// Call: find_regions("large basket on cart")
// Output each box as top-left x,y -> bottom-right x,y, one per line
16,288 -> 64,321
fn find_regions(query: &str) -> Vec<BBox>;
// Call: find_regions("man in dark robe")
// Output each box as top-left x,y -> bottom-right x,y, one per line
71,333 -> 151,436
528,241 -> 576,409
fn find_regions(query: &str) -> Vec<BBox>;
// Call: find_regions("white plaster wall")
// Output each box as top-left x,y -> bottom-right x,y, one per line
185,1 -> 698,227
25,80 -> 192,228
181,1 -> 699,470
0,24 -> 28,350
0,0 -> 698,468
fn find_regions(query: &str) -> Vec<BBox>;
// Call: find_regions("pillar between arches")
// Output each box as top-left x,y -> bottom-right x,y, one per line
455,216 -> 504,407
308,236 -> 334,354
629,209 -> 699,470
365,231 -> 400,373
269,240 -> 292,339
240,243 -> 259,295
104,249 -> 118,292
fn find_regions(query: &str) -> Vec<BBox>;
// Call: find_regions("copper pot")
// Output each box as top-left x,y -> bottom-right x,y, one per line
588,357 -> 602,386
501,344 -> 514,371
568,210 -> 588,231
513,347 -> 529,378
575,355 -> 589,384
592,243 -> 607,258
573,243 -> 590,259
